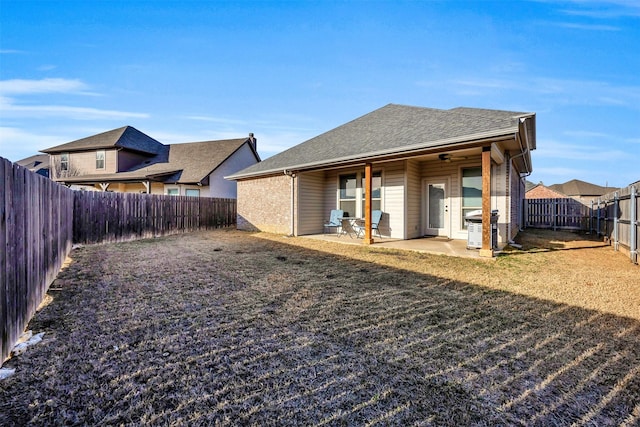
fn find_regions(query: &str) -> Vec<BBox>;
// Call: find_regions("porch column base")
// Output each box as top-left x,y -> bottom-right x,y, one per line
479,248 -> 494,258
363,238 -> 374,245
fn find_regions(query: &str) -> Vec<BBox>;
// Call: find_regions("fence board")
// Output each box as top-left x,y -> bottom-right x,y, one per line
592,185 -> 639,264
525,198 -> 590,230
1,157 -> 75,362
72,192 -> 236,244
2,156 -> 238,362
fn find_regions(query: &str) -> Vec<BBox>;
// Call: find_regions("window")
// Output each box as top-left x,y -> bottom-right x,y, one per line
96,150 -> 105,169
361,172 -> 382,213
60,153 -> 69,171
185,189 -> 200,197
339,174 -> 357,217
461,167 -> 482,228
167,188 -> 179,196
338,170 -> 382,218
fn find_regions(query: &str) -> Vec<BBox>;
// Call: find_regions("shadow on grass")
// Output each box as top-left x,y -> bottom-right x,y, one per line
1,230 -> 638,426
500,228 -> 611,255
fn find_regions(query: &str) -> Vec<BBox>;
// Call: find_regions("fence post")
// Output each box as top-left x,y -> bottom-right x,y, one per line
613,192 -> 619,251
631,186 -> 637,264
596,198 -> 601,236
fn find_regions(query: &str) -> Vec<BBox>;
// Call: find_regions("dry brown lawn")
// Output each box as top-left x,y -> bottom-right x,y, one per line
1,228 -> 639,426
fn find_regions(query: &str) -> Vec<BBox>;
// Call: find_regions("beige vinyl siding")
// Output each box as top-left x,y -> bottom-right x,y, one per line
209,143 -> 257,198
509,155 -> 524,240
420,158 -> 481,240
405,159 -> 421,239
493,159 -> 508,245
296,171 -> 325,235
66,149 -> 118,174
323,170 -> 339,220
382,161 -> 405,239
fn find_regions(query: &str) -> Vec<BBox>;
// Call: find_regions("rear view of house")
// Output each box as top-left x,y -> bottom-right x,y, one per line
41,126 -> 260,197
227,104 -> 536,257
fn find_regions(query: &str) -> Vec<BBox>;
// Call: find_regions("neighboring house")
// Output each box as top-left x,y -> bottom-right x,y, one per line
525,182 -> 568,199
548,179 -> 617,206
227,104 -> 536,257
41,126 -> 260,197
15,154 -> 50,178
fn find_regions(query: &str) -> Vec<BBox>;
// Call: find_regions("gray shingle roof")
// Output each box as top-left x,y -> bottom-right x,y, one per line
147,138 -> 252,183
549,179 -> 617,197
228,104 -> 533,179
59,138 -> 254,184
41,126 -> 165,155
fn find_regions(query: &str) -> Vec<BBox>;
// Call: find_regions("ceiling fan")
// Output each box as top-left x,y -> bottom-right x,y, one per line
438,153 -> 468,162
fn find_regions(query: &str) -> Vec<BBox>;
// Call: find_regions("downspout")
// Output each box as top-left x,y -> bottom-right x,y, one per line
514,118 -> 532,230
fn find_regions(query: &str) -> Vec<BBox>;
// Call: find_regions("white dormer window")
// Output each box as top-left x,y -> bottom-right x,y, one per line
96,150 -> 105,169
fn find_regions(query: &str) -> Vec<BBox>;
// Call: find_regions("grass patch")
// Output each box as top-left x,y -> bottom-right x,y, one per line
1,228 -> 639,425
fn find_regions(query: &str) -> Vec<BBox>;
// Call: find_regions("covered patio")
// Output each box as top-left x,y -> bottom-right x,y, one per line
301,232 -> 490,259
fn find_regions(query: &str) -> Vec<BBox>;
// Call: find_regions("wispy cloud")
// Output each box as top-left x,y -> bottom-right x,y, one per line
0,77 -> 148,120
0,102 -> 149,120
553,22 -> 620,31
444,76 -> 640,109
0,78 -> 93,96
558,0 -> 640,19
0,127 -> 66,161
181,115 -> 247,125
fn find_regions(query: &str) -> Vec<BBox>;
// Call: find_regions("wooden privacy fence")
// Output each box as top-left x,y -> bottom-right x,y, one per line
73,191 -> 236,244
524,198 -> 591,231
1,157 -> 74,363
590,184 -> 638,264
2,157 -> 237,362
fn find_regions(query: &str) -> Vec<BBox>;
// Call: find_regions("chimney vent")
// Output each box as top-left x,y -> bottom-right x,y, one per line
248,133 -> 257,150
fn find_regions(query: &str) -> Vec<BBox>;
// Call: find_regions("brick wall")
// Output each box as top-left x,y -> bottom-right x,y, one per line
237,174 -> 292,234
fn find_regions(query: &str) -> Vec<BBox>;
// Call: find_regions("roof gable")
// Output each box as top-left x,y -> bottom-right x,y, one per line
41,126 -> 164,155
229,103 -> 534,179
124,138 -> 257,184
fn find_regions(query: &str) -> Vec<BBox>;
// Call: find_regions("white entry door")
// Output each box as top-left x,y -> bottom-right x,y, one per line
424,181 -> 450,237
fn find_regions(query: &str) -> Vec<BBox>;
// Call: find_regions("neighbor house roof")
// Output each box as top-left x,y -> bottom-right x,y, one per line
525,183 -> 568,199
41,126 -> 165,155
16,153 -> 49,170
59,138 -> 257,185
15,154 -> 50,177
549,179 -> 617,197
227,103 -> 535,180
140,138 -> 255,184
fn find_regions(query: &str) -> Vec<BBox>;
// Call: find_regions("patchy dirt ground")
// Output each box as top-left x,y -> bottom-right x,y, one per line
1,228 -> 639,426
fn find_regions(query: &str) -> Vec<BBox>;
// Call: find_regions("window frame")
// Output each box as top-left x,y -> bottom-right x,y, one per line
166,188 -> 179,196
60,153 -> 69,172
96,150 -> 105,170
185,189 -> 200,197
337,170 -> 383,218
461,166 -> 482,229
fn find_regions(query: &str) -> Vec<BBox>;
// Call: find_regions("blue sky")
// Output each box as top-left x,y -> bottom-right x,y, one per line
1,0 -> 638,188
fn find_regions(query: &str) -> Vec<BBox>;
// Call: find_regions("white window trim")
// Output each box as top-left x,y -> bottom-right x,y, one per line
96,150 -> 105,170
337,169 -> 383,218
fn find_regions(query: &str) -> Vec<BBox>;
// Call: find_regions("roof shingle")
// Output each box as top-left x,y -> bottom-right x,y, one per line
228,103 -> 533,179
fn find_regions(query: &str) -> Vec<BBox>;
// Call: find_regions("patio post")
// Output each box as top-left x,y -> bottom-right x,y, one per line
364,163 -> 373,244
479,146 -> 493,257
